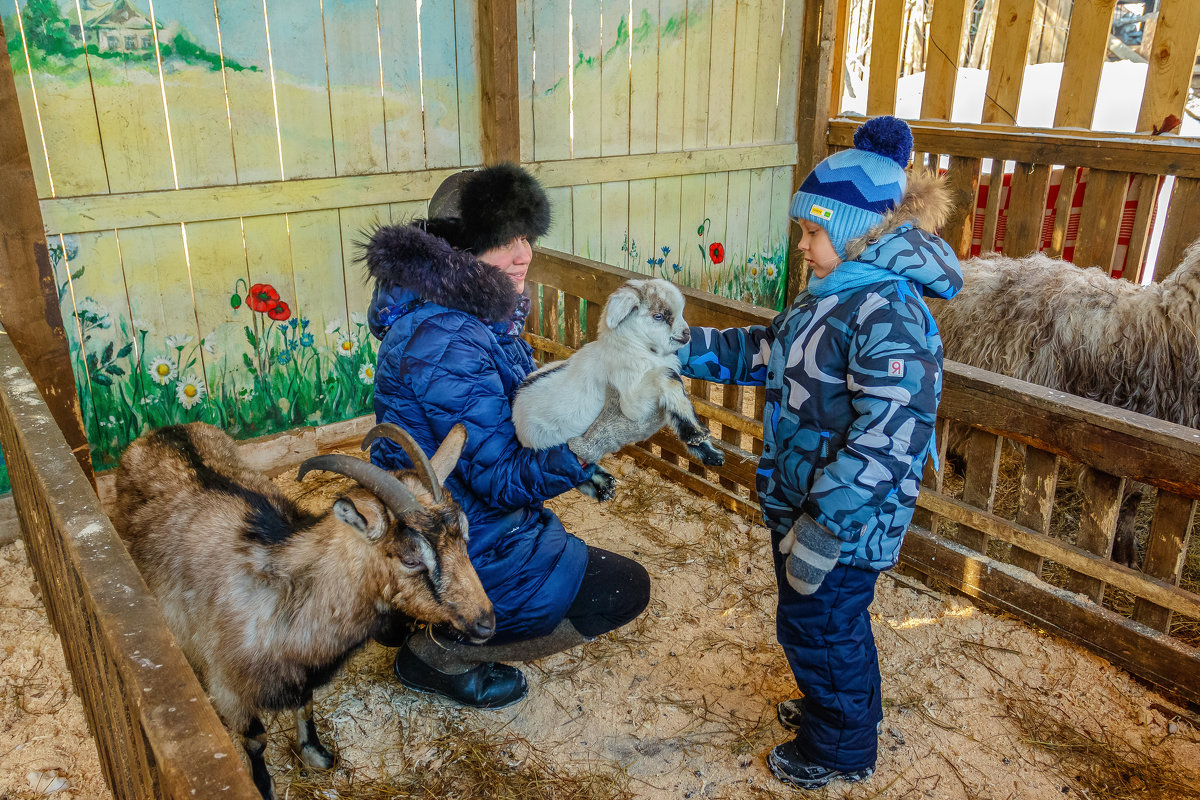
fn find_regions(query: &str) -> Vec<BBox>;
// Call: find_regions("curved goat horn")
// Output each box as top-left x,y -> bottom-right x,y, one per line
297,454 -> 424,518
360,423 -> 443,503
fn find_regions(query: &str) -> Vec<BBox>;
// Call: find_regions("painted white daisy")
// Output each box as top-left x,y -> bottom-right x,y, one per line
350,311 -> 367,327
326,319 -> 345,335
147,357 -> 176,385
335,333 -> 357,357
765,264 -> 777,279
748,264 -> 761,278
165,333 -> 194,350
175,375 -> 206,409
359,363 -> 375,384
132,318 -> 153,333
76,298 -> 112,328
201,332 -> 216,354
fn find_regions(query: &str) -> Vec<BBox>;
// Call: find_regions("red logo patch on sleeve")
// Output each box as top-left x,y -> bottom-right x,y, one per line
889,359 -> 905,378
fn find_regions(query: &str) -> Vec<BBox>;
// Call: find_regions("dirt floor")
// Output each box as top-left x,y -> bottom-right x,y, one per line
2,455 -> 1200,800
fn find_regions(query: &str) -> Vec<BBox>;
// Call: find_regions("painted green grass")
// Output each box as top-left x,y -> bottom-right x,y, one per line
619,228 -> 789,311
60,267 -> 377,473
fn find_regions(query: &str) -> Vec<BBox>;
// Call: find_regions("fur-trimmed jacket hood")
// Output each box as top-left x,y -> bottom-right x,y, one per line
364,222 -> 522,340
836,168 -> 962,300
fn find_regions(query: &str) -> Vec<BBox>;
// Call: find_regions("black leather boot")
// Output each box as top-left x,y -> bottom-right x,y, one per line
393,627 -> 527,709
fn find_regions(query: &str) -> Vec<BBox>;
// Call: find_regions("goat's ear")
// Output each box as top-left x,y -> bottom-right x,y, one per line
334,493 -> 389,541
604,284 -> 641,330
429,423 -> 467,485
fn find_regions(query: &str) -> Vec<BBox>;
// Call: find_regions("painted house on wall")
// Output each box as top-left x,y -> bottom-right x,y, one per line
69,0 -> 162,54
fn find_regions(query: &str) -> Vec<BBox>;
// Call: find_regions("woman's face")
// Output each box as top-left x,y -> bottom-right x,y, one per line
478,236 -> 534,292
796,221 -> 841,279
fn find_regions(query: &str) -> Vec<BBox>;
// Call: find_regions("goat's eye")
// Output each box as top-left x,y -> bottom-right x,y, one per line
401,556 -> 425,571
653,313 -> 664,321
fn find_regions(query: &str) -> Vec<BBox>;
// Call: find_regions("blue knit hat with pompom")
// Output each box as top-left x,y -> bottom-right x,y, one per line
789,116 -> 913,258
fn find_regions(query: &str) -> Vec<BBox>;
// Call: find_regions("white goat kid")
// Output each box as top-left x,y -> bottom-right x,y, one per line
512,278 -> 724,494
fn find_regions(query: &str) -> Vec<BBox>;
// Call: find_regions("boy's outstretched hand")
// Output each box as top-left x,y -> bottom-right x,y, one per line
779,514 -> 841,595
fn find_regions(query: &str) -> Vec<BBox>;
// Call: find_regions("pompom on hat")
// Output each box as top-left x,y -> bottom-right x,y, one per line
424,163 -> 551,255
789,116 -> 914,258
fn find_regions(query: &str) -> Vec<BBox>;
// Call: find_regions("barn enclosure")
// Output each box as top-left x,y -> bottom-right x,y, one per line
2,0 -> 1200,797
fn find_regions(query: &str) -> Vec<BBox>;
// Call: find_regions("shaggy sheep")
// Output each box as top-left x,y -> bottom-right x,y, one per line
927,239 -> 1200,568
927,242 -> 1200,428
112,422 -> 492,799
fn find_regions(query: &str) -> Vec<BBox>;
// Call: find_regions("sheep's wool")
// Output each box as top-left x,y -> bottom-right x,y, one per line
926,240 -> 1200,430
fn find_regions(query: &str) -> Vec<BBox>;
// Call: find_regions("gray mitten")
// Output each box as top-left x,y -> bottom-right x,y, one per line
778,514 -> 841,595
568,386 -> 667,464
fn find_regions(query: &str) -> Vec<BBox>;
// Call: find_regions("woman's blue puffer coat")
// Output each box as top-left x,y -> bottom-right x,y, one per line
363,223 -> 591,643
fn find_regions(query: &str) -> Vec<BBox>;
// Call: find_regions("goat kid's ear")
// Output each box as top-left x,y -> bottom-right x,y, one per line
429,423 -> 467,485
333,494 -> 389,541
604,284 -> 642,330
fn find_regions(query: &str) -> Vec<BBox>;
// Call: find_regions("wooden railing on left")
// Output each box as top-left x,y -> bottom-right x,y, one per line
0,332 -> 260,800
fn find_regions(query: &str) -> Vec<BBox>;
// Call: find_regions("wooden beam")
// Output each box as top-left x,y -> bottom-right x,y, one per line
915,491 -> 1200,619
789,0 -> 838,303
1053,0 -> 1118,128
478,0 -> 521,164
981,0 -> 1037,125
920,0 -> 972,121
41,144 -> 798,235
827,117 -> 1200,178
937,361 -> 1200,500
900,526 -> 1200,706
1136,0 -> 1200,134
0,17 -> 92,484
867,0 -> 905,116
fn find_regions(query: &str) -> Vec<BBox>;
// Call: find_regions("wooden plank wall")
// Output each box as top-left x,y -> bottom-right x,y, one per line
516,0 -> 800,309
527,247 -> 1200,706
3,1 -> 807,478
5,1 -> 482,472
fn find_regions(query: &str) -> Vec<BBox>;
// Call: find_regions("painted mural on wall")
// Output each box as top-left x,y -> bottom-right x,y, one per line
0,0 -> 795,491
617,218 -> 788,310
47,238 -> 378,473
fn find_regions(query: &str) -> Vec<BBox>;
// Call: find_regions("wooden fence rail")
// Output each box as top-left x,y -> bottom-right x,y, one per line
0,332 -> 260,800
527,246 -> 1200,705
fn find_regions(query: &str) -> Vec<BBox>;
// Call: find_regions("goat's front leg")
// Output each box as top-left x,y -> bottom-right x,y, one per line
243,716 -> 276,800
295,697 -> 335,770
663,372 -> 724,467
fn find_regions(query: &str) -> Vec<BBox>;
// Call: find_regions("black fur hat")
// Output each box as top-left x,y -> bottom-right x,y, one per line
424,163 -> 552,254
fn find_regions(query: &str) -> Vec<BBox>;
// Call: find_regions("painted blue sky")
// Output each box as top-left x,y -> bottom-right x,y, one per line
11,0 -> 447,87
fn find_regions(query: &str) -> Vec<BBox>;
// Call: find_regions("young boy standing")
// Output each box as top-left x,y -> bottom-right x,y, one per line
678,116 -> 962,789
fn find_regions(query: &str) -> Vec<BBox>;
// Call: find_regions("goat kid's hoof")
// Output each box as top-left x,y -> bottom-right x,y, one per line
298,741 -> 335,770
577,467 -> 617,502
689,440 -> 725,467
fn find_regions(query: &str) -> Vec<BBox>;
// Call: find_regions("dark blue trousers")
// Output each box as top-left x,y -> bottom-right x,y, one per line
773,533 -> 883,772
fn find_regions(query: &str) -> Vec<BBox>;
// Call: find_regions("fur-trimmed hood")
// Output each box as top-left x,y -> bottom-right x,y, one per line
843,168 -> 954,262
362,222 -> 521,340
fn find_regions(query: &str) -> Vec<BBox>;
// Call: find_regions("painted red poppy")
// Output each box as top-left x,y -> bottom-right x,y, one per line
247,283 -> 280,313
267,301 -> 291,321
709,242 -> 725,264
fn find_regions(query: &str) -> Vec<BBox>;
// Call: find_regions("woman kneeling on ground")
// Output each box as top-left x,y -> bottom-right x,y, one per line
362,163 -> 656,709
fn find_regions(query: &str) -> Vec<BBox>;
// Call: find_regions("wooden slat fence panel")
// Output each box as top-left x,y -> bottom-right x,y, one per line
0,334 -> 261,800
528,246 -> 1200,705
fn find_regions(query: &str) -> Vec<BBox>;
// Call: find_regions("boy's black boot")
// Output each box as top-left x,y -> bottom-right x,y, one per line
767,738 -> 874,790
393,628 -> 528,709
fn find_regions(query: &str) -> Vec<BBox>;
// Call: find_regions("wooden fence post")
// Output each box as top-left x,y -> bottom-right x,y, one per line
788,0 -> 838,302
0,18 -> 93,485
479,0 -> 521,165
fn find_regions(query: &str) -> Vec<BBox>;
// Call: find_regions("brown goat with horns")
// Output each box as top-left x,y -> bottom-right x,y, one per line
113,421 -> 493,800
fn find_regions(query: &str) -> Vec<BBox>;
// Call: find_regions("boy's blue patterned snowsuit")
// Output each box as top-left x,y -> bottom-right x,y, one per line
679,223 -> 962,771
